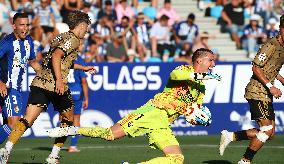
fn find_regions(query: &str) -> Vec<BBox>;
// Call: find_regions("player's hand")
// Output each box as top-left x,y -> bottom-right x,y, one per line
55,79 -> 65,95
270,86 -> 282,99
0,81 -> 7,97
84,66 -> 97,74
190,72 -> 222,81
83,99 -> 89,109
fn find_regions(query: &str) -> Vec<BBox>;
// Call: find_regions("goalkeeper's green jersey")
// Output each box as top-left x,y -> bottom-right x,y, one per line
149,65 -> 206,123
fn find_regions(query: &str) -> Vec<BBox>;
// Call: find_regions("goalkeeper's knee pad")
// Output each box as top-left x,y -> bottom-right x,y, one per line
167,154 -> 184,164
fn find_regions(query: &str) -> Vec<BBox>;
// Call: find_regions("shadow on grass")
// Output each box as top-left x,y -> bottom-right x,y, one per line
202,160 -> 232,164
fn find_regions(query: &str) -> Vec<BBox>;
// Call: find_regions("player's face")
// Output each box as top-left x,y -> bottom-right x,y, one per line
13,17 -> 29,40
78,22 -> 89,39
199,53 -> 216,72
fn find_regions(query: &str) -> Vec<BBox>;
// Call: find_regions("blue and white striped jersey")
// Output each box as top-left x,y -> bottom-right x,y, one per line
0,33 -> 35,90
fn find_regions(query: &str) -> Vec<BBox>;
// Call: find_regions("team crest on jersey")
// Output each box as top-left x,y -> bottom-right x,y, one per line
24,41 -> 30,52
14,105 -> 19,113
258,53 -> 266,61
64,41 -> 72,50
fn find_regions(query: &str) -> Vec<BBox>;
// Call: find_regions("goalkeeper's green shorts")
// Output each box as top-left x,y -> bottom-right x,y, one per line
118,102 -> 179,150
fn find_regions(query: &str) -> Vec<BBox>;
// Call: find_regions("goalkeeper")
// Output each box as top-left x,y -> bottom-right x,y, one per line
49,48 -> 221,164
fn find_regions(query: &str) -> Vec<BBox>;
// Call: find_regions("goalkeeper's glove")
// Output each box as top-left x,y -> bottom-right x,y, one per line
190,72 -> 222,81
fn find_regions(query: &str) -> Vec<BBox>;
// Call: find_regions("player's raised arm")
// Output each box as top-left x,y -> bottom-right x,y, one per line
73,64 -> 97,74
170,67 -> 221,81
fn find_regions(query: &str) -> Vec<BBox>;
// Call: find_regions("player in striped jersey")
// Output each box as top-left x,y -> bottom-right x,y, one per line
0,12 -> 42,144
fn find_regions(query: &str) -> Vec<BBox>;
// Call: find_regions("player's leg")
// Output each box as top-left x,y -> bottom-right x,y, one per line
46,89 -> 75,163
68,114 -> 81,152
68,100 -> 83,153
238,119 -> 274,164
77,123 -> 126,140
140,129 -> 184,164
0,89 -> 22,144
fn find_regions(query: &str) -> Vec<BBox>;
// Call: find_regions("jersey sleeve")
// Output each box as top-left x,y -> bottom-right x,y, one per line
252,42 -> 276,67
170,65 -> 194,80
57,36 -> 80,56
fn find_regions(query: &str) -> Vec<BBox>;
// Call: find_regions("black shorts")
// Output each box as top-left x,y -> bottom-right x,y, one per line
27,86 -> 74,113
247,99 -> 275,121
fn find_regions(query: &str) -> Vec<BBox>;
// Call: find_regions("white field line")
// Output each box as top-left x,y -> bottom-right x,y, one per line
13,144 -> 284,151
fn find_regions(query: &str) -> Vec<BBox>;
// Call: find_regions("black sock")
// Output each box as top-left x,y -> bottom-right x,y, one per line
243,147 -> 257,161
234,130 -> 249,141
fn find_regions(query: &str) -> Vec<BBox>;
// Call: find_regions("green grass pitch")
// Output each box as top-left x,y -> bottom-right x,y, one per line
1,135 -> 283,164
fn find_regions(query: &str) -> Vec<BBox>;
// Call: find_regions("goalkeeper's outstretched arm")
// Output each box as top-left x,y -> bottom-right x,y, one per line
170,68 -> 221,81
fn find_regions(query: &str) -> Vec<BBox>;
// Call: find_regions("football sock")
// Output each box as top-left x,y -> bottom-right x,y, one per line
140,154 -> 184,164
5,141 -> 14,154
234,130 -> 249,141
8,118 -> 30,144
242,147 -> 257,162
53,118 -> 73,153
78,127 -> 114,141
0,124 -> 12,144
49,145 -> 61,158
70,135 -> 79,147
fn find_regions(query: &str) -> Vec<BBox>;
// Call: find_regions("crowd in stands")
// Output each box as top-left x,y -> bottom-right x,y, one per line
200,0 -> 284,58
0,0 -> 283,63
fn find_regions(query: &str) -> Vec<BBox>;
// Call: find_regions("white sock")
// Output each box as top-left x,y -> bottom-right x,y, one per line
227,132 -> 234,141
49,145 -> 61,157
5,141 -> 14,154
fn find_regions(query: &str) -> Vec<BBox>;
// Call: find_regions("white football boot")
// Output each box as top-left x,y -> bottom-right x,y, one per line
45,155 -> 59,164
238,159 -> 251,164
48,126 -> 78,138
219,130 -> 233,156
0,148 -> 9,164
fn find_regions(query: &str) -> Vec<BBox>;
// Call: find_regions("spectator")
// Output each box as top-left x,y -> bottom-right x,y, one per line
90,15 -> 113,44
127,49 -> 139,62
84,40 -> 101,63
255,0 -> 277,26
60,0 -> 82,23
157,0 -> 180,26
106,34 -> 127,62
97,0 -> 117,23
0,0 -> 9,31
82,0 -> 97,24
33,0 -> 57,36
115,15 -> 136,50
150,14 -> 176,61
142,2 -> 157,21
242,14 -> 266,59
174,42 -> 193,65
133,12 -> 153,60
266,17 -> 279,38
220,0 -> 245,49
115,0 -> 136,23
192,31 -> 214,52
174,13 -> 199,48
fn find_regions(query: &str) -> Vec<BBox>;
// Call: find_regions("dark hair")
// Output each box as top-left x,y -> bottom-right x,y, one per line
66,10 -> 91,30
280,14 -> 284,28
164,0 -> 171,4
13,12 -> 29,24
160,14 -> 169,21
192,48 -> 214,63
105,0 -> 112,5
121,16 -> 130,21
188,13 -> 195,20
